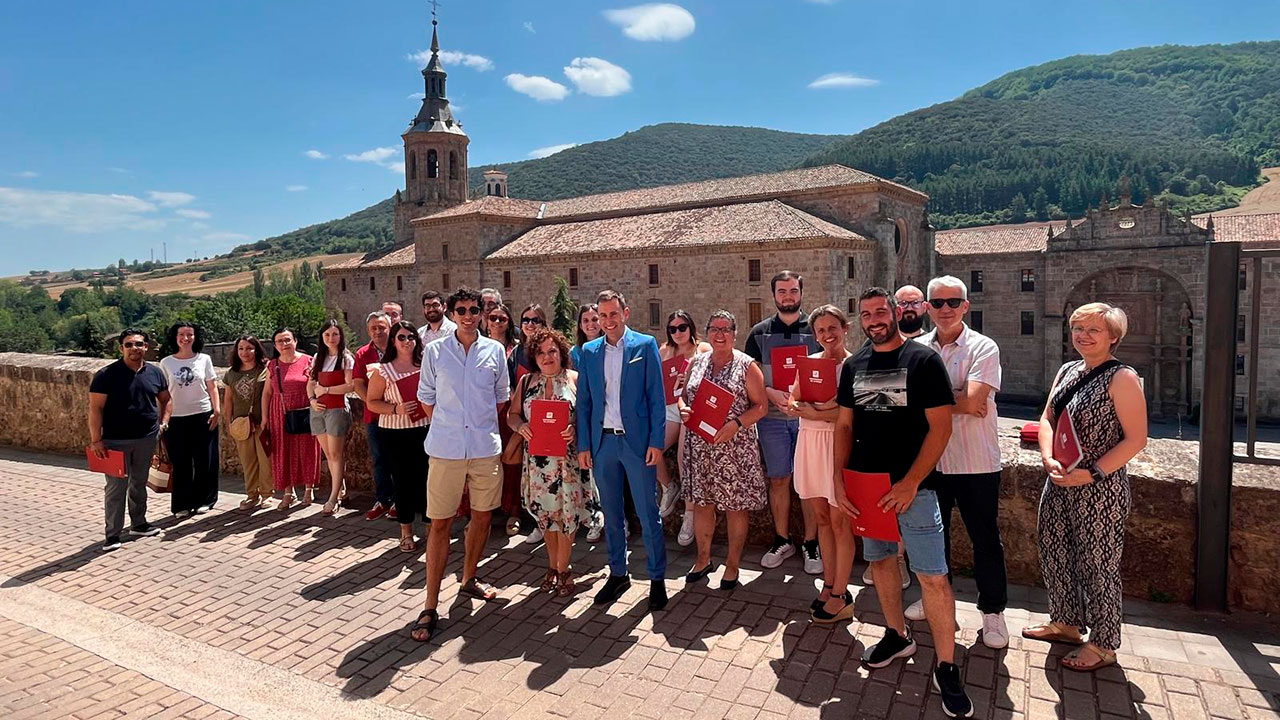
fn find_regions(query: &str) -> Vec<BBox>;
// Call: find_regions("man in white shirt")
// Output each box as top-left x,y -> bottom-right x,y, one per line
911,274 -> 1009,649
418,290 -> 457,345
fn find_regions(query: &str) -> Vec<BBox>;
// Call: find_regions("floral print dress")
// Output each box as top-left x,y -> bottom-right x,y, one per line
520,372 -> 594,534
680,350 -> 766,512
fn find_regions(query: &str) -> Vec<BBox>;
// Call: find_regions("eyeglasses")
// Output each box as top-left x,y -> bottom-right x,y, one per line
928,298 -> 965,309
707,326 -> 734,336
521,317 -> 545,325
395,334 -> 416,342
667,323 -> 690,334
455,306 -> 482,316
274,337 -> 295,344
122,341 -> 146,349
488,315 -> 509,324
899,300 -> 924,309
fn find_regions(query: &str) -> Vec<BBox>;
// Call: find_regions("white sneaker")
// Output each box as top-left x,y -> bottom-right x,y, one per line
623,519 -> 630,540
862,564 -> 875,586
760,537 -> 796,569
802,542 -> 823,575
677,510 -> 695,546
904,598 -> 926,622
586,514 -> 603,543
981,612 -> 1010,649
524,527 -> 544,545
899,556 -> 911,590
658,481 -> 681,517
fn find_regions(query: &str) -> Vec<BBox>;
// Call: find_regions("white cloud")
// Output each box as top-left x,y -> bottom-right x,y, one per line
388,162 -> 406,174
808,72 -> 880,89
344,147 -> 399,164
285,185 -> 308,192
528,143 -> 579,159
176,209 -> 211,219
0,187 -> 164,234
146,190 -> 196,207
407,92 -> 426,100
304,149 -> 329,160
523,21 -> 536,33
603,4 -> 695,41
504,73 -> 570,102
408,50 -> 493,72
13,171 -> 38,178
190,221 -> 210,231
563,57 -> 632,97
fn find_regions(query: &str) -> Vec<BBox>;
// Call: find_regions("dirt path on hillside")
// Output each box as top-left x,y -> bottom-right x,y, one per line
1214,167 -> 1280,216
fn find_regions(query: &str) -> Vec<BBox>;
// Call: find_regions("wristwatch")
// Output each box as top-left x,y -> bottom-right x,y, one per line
1089,463 -> 1106,483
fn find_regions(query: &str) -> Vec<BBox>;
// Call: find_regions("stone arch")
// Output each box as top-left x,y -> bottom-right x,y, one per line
1062,266 -> 1193,418
894,219 -> 907,256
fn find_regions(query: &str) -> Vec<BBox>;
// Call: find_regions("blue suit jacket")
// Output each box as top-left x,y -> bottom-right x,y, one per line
575,327 -> 667,458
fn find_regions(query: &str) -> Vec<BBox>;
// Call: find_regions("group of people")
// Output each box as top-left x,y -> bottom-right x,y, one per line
87,270 -> 1148,719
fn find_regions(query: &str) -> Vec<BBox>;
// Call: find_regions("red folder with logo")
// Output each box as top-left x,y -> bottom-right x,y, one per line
529,399 -> 571,457
316,370 -> 346,409
662,356 -> 689,404
1052,411 -> 1083,472
393,372 -> 427,422
684,379 -> 734,443
796,357 -> 839,403
770,345 -> 810,391
87,447 -> 127,478
842,470 -> 901,543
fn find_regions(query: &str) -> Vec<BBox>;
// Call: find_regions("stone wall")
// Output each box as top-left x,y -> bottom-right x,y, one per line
2,351 -> 1278,614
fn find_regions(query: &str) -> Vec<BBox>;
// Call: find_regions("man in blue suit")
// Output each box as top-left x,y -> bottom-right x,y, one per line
576,289 -> 669,611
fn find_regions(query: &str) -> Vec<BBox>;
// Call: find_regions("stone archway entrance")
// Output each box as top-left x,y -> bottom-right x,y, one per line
1062,267 -> 1193,418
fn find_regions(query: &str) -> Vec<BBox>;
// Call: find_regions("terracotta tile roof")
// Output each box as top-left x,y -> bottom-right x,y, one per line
325,243 -> 416,271
1193,212 -> 1280,244
415,195 -> 543,223
538,164 -> 901,220
486,200 -> 869,260
935,221 -> 1069,256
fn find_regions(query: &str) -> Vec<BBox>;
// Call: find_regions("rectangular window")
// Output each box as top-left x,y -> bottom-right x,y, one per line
442,243 -> 449,261
340,278 -> 347,292
441,272 -> 450,290
569,267 -> 578,287
1235,396 -> 1245,412
503,270 -> 511,289
1021,269 -> 1035,292
847,256 -> 856,280
342,310 -> 348,322
649,264 -> 660,287
749,301 -> 763,327
971,270 -> 984,293
396,275 -> 403,292
748,259 -> 761,284
649,301 -> 661,328
1236,354 -> 1246,376
1020,311 -> 1035,335
369,276 -> 376,291
1239,267 -> 1247,291
847,298 -> 855,314
970,310 -> 983,333
1237,315 -> 1246,343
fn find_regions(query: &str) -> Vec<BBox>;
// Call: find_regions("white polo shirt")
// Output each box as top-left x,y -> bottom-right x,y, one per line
916,324 -> 1002,474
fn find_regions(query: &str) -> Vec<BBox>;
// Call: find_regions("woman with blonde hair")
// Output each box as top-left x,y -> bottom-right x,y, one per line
1023,302 -> 1147,672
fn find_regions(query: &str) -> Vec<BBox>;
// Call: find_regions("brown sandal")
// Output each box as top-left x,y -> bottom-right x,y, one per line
556,570 -> 575,597
399,536 -> 417,553
1062,643 -> 1117,672
460,577 -> 498,601
1022,621 -> 1084,645
410,609 -> 438,642
540,569 -> 558,593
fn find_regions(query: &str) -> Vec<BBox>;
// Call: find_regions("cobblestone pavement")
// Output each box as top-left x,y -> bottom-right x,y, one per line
1,448 -> 1278,720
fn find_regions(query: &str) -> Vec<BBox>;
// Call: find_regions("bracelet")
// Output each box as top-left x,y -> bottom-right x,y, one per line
733,418 -> 743,430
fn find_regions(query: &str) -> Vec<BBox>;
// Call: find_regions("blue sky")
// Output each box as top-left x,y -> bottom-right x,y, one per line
1,0 -> 1277,277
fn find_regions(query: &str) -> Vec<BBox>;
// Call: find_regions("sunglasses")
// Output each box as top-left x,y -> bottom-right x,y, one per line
488,315 -> 509,324
455,306 -> 482,316
395,333 -> 416,342
521,317 -> 545,325
928,298 -> 965,309
122,341 -> 147,349
667,323 -> 690,334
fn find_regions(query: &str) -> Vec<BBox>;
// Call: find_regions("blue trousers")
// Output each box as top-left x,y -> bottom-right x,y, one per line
595,434 -> 667,580
367,423 -> 395,506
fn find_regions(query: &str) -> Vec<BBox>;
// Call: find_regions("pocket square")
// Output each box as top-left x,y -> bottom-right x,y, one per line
628,355 -> 644,364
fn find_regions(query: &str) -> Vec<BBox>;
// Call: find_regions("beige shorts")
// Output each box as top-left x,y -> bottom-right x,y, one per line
426,455 -> 502,519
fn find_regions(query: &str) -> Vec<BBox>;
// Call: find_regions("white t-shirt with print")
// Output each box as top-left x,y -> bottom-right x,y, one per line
160,353 -> 217,418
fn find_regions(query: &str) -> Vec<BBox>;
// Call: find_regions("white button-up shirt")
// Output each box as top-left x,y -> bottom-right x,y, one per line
917,324 -> 1002,474
417,332 -> 510,460
603,333 -> 625,430
418,316 -> 457,346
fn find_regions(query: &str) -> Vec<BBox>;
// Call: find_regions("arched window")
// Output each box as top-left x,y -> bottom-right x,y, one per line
449,152 -> 458,180
409,151 -> 417,180
427,149 -> 438,179
894,221 -> 907,256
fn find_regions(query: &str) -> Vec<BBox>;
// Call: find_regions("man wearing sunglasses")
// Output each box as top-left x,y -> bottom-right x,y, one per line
913,275 -> 1009,651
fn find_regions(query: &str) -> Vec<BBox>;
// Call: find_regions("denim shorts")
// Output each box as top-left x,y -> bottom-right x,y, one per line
756,415 -> 799,478
310,407 -> 352,437
861,488 -> 948,577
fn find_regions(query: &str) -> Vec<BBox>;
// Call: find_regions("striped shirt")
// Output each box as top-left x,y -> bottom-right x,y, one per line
377,362 -> 428,430
916,324 -> 1002,474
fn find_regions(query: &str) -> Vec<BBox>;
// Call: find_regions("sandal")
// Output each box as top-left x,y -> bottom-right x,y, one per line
811,597 -> 855,625
300,488 -> 313,505
278,495 -> 294,510
337,492 -> 350,508
506,517 -> 521,537
556,570 -> 575,597
1062,643 -> 1117,672
1022,621 -> 1084,645
238,498 -> 259,511
399,536 -> 417,554
810,584 -> 834,612
321,500 -> 337,516
409,609 -> 438,643
540,570 -> 559,593
460,577 -> 498,601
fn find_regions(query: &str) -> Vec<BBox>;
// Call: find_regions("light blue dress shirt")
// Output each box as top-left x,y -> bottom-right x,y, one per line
417,332 -> 510,460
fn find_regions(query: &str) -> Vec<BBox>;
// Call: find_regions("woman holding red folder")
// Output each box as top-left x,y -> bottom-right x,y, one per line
678,310 -> 769,590
366,321 -> 430,553
508,328 -> 590,596
788,305 -> 856,623
307,320 -> 355,516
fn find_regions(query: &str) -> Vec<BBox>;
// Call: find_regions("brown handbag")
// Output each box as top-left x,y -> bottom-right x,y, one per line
147,431 -> 173,493
501,374 -> 530,466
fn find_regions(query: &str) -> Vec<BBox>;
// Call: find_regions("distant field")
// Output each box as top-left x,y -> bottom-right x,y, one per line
1213,167 -> 1280,216
26,253 -> 362,299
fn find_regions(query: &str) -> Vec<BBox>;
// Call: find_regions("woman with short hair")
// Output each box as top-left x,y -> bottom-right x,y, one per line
1024,302 -> 1147,672
223,335 -> 272,510
366,321 -> 430,553
260,327 -> 322,509
160,321 -> 221,518
307,319 -> 355,516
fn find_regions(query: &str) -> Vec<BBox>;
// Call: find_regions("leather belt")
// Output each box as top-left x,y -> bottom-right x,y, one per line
602,428 -> 626,435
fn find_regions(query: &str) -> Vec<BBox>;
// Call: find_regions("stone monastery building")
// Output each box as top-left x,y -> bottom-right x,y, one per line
325,17 -> 1280,416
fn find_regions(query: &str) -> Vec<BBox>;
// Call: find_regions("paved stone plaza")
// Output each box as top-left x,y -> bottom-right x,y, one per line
1,448 -> 1278,720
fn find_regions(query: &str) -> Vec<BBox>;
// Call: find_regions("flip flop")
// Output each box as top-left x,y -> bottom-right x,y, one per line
409,609 -> 438,643
460,577 -> 498,601
399,536 -> 416,553
1022,622 -> 1084,645
1062,643 -> 1117,672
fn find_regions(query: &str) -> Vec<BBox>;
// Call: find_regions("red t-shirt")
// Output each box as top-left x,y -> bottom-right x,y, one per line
353,341 -> 386,425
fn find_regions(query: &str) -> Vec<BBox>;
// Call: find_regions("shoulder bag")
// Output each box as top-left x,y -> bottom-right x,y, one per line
1049,359 -> 1120,428
501,373 -> 532,466
276,359 -> 312,435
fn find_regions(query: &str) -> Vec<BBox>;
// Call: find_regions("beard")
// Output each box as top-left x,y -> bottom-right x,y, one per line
898,312 -> 925,334
424,309 -> 443,323
775,300 -> 801,314
863,317 -> 900,346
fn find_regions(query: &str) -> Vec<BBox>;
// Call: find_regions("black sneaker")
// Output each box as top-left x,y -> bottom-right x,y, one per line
932,662 -> 974,718
130,523 -> 162,537
863,627 -> 916,668
102,536 -> 122,552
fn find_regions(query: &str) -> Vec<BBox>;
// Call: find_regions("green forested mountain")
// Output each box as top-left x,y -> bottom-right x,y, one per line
802,42 -> 1280,227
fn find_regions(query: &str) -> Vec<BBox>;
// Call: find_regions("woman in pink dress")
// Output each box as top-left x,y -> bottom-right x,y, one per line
260,327 -> 321,509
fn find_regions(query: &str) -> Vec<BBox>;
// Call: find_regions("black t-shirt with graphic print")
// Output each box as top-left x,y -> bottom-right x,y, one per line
836,339 -> 954,487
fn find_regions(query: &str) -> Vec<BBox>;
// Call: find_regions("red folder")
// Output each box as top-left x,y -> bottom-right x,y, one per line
684,379 -> 734,443
662,356 -> 689,404
770,345 -> 809,391
1052,411 -> 1083,472
393,372 -> 427,422
528,399 -> 571,457
842,470 -> 901,543
87,447 -> 127,478
796,357 -> 839,403
316,370 -> 346,409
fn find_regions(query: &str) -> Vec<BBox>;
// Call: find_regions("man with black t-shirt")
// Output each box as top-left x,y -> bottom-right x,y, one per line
834,287 -> 973,718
